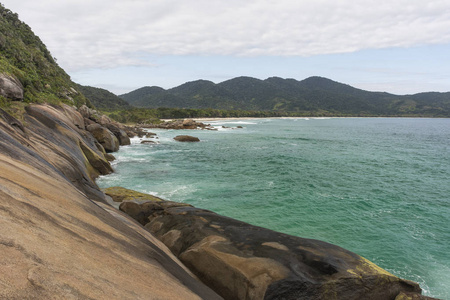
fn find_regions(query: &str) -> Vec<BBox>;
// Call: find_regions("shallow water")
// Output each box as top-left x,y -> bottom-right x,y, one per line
98,118 -> 450,298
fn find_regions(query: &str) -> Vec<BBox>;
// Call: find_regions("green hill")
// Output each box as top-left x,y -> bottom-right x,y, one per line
0,4 -> 90,108
120,76 -> 450,117
76,84 -> 131,110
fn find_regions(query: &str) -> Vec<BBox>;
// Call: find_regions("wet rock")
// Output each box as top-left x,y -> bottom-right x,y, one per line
117,187 -> 425,300
174,135 -> 200,142
141,140 -> 159,144
395,292 -> 440,300
182,119 -> 197,129
104,153 -> 116,161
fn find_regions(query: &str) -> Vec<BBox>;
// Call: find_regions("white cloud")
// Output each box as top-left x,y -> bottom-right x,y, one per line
3,0 -> 450,72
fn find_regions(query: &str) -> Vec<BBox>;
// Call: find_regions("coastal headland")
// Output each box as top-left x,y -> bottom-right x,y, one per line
0,104 -> 439,299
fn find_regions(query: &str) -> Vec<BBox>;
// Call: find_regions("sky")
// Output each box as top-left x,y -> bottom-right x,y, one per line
2,0 -> 450,95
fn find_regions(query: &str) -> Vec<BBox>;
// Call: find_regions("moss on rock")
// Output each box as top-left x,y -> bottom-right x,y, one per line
102,186 -> 164,202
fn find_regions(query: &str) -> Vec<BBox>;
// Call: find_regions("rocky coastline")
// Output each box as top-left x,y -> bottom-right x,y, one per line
0,104 -> 438,299
140,118 -> 216,130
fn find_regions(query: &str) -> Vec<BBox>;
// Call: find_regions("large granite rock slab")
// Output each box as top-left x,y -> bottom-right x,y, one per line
105,123 -> 131,145
0,154 -> 221,299
0,105 -> 221,299
117,188 -> 429,300
0,73 -> 23,101
1,104 -> 112,201
86,123 -> 120,152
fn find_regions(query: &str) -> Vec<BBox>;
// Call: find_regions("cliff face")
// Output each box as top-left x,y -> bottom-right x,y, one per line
0,104 -> 221,299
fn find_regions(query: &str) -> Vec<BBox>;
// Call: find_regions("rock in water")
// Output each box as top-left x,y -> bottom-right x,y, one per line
116,188 -> 430,300
105,123 -> 131,145
174,135 -> 200,142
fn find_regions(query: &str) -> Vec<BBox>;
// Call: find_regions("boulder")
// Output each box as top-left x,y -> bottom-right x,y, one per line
141,140 -> 159,144
98,114 -> 113,126
78,104 -> 91,119
0,73 -> 23,101
174,135 -> 200,142
104,123 -> 131,146
120,200 -> 192,226
86,123 -> 120,152
104,153 -> 116,162
59,104 -> 85,130
182,119 -> 197,129
394,292 -> 439,300
117,188 -> 426,300
83,117 -> 96,127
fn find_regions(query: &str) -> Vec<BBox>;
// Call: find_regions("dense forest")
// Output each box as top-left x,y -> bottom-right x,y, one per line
76,84 -> 131,110
120,76 -> 450,117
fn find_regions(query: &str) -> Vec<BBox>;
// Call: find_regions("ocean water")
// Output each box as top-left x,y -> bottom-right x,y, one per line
97,118 -> 450,299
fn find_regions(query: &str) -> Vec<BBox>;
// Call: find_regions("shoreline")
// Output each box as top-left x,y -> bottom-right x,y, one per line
161,116 -> 329,122
0,104 -> 436,299
160,116 -> 448,122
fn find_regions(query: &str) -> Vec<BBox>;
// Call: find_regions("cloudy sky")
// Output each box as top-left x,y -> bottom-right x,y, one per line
3,0 -> 450,95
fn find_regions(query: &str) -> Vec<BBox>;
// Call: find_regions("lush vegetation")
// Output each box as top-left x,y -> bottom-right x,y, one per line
0,4 -> 91,108
103,106 -> 373,124
120,76 -> 450,117
76,84 -> 131,110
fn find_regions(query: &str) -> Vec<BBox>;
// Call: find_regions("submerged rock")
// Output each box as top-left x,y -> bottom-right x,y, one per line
141,140 -> 159,144
174,135 -> 200,142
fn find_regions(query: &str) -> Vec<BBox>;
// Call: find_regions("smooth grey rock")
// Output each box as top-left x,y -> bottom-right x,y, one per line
0,73 -> 23,101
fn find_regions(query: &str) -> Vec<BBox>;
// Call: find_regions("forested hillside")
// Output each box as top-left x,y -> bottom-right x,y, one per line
76,84 -> 131,110
120,76 -> 450,117
0,4 -> 90,107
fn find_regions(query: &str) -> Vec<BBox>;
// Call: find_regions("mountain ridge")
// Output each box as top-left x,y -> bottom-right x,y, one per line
120,76 -> 450,116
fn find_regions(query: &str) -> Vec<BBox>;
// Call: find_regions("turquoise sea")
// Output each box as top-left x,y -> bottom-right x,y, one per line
97,118 -> 450,299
